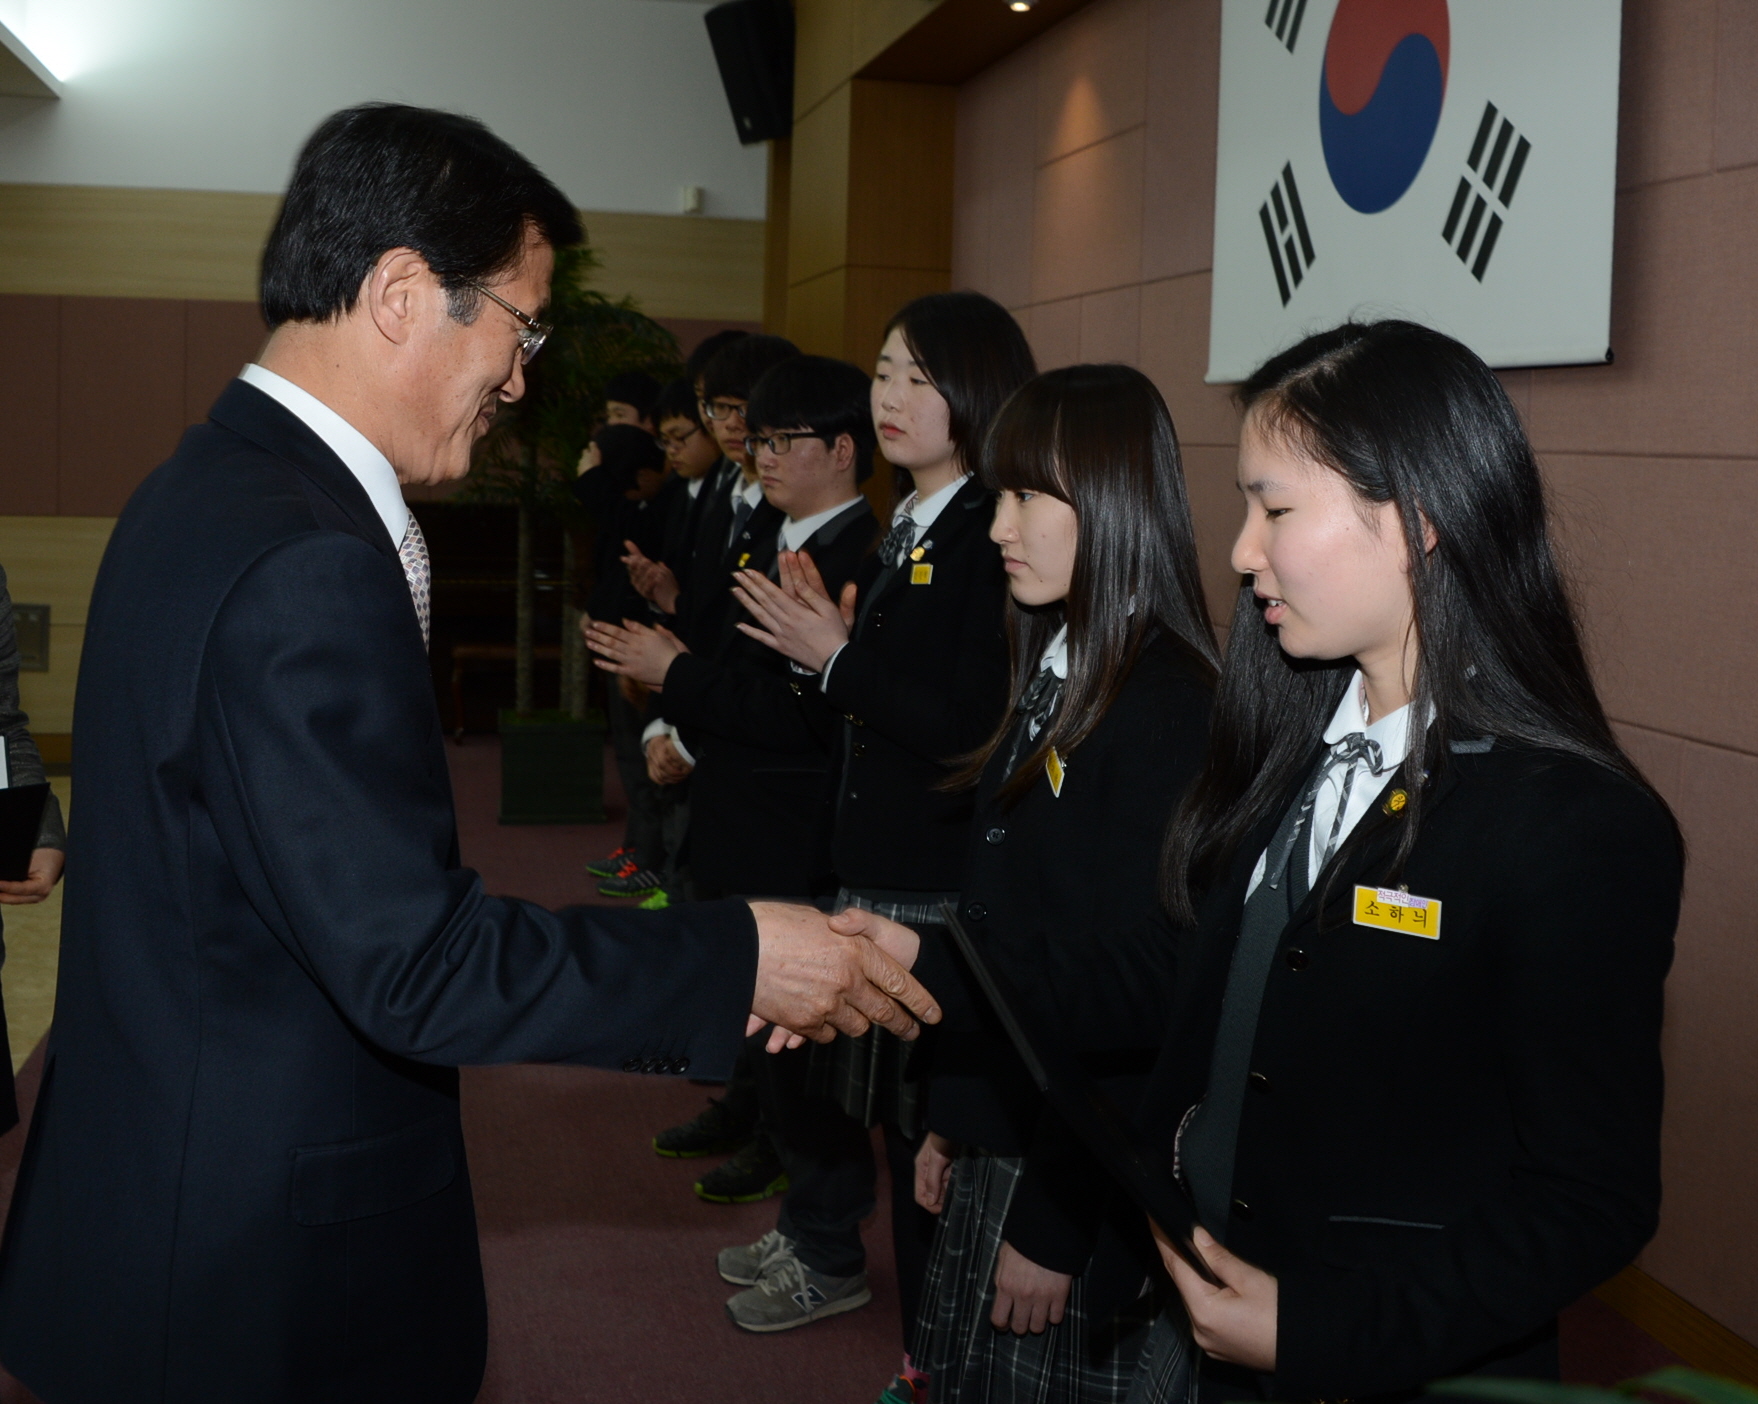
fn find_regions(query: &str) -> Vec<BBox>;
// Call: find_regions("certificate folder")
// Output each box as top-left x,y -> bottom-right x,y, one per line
0,783 -> 49,882
936,901 -> 1222,1287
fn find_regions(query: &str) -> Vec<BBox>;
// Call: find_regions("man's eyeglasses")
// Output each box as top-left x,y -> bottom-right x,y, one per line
743,430 -> 826,458
466,281 -> 551,365
660,424 -> 702,451
700,398 -> 747,422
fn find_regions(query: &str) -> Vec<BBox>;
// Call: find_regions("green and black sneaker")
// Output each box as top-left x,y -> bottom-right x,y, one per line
585,845 -> 633,880
694,1134 -> 788,1204
652,1095 -> 755,1159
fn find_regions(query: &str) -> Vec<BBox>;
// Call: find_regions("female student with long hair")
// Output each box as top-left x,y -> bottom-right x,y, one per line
1127,320 -> 1682,1403
834,363 -> 1218,1403
723,292 -> 1033,1383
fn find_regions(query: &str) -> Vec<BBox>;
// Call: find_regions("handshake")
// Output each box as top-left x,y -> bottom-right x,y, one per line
745,902 -> 933,1052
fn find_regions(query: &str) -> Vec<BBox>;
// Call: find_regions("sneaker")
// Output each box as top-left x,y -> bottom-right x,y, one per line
586,845 -> 633,880
653,1097 -> 755,1159
717,1228 -> 796,1286
694,1134 -> 788,1204
598,861 -> 665,898
638,888 -> 671,911
725,1250 -> 871,1333
876,1377 -> 923,1404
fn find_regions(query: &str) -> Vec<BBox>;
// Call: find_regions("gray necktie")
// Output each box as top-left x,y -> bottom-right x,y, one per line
728,493 -> 756,550
878,510 -> 916,567
398,515 -> 431,648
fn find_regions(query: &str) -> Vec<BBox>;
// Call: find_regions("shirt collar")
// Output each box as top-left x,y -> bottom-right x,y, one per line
780,496 -> 862,552
239,364 -> 408,547
1040,623 -> 1070,680
1322,669 -> 1417,769
894,472 -> 969,532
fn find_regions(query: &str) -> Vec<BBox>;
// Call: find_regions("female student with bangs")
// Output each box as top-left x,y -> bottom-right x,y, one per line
724,292 -> 1034,1385
1124,320 -> 1682,1404
835,363 -> 1219,1403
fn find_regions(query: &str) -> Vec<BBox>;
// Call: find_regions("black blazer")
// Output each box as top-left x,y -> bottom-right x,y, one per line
1136,742 -> 1680,1400
908,634 -> 1213,1155
661,497 -> 877,897
667,459 -> 744,648
819,476 -> 1011,893
0,382 -> 759,1404
572,461 -> 678,624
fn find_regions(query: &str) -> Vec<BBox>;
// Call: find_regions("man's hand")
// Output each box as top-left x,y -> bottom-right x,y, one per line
827,905 -> 922,972
730,550 -> 855,673
747,901 -> 939,1052
1154,1222 -> 1278,1372
991,1241 -> 1073,1335
916,1131 -> 957,1213
645,734 -> 692,786
623,542 -> 681,615
584,619 -> 687,688
0,846 -> 63,905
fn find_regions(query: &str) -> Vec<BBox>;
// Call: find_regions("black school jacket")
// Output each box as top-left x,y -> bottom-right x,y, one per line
661,497 -> 878,897
1137,742 -> 1681,1400
821,475 -> 1011,892
908,634 -> 1213,1153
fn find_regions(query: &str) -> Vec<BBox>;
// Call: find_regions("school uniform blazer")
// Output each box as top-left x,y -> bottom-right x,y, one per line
660,497 -> 877,897
667,459 -> 742,647
1137,742 -> 1680,1400
0,381 -> 758,1404
572,461 -> 677,624
907,633 -> 1213,1155
819,475 -> 1011,893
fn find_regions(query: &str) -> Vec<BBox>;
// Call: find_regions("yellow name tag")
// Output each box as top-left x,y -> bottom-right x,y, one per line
1046,747 -> 1066,797
737,552 -> 751,568
1353,885 -> 1441,939
910,563 -> 933,585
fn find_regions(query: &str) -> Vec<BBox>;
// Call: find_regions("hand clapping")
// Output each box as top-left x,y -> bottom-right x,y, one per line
731,550 -> 859,674
583,618 -> 687,688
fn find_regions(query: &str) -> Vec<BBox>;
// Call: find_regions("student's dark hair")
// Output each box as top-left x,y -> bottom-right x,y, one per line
701,334 -> 799,403
746,355 -> 879,481
653,378 -> 703,428
883,292 -> 1036,493
260,104 -> 582,328
959,364 -> 1219,806
604,371 -> 662,420
686,329 -> 750,385
592,422 -> 665,476
1163,319 -> 1682,923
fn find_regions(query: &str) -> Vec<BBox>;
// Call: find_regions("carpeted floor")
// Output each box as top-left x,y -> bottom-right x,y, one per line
0,735 -> 1683,1402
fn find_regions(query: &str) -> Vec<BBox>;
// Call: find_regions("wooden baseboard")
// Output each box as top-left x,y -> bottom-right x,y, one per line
1596,1266 -> 1758,1385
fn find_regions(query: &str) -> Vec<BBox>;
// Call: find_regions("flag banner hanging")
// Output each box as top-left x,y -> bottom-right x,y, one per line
1207,0 -> 1620,383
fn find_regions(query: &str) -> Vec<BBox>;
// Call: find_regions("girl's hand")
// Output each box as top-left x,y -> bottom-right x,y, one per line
990,1241 -> 1072,1335
583,619 -> 687,688
827,905 -> 922,971
731,550 -> 854,672
622,542 -> 681,614
1154,1222 -> 1278,1372
915,1132 -> 957,1214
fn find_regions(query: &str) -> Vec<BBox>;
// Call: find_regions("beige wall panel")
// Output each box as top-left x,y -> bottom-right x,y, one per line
787,85 -> 855,288
952,56 -> 1039,306
795,0 -> 860,119
1617,0 -> 1716,190
1713,0 -> 1758,171
1140,0 -> 1221,283
1078,284 -> 1140,364
580,212 -> 766,323
1138,274 -> 1241,449
1035,0 -> 1149,164
0,517 -> 114,627
1031,129 -> 1145,302
783,266 -> 849,356
847,81 -> 957,271
764,139 -> 794,333
1024,295 -> 1081,368
842,264 -> 950,364
18,625 -> 82,734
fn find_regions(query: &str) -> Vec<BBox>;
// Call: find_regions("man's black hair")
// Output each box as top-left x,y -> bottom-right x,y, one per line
592,422 -> 666,477
701,334 -> 799,404
653,378 -> 703,428
604,371 -> 662,420
746,355 -> 878,482
261,103 -> 582,327
685,329 -> 750,384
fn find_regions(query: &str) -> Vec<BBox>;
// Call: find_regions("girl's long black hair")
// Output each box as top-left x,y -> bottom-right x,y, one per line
957,363 -> 1220,805
1162,319 -> 1681,923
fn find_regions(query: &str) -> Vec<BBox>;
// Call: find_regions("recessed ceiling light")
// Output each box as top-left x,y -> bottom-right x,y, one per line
1009,0 -> 1035,11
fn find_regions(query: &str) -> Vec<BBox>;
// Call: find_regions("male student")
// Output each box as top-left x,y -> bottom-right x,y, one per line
602,369 -> 661,430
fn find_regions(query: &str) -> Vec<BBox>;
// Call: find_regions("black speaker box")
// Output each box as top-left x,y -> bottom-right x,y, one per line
704,0 -> 794,146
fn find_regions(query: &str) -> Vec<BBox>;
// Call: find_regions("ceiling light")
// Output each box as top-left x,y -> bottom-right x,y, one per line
1009,1 -> 1035,11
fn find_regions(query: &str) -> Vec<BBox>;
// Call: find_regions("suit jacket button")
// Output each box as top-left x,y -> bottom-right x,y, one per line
985,827 -> 1005,844
965,902 -> 987,922
853,742 -> 867,757
674,1057 -> 690,1074
622,1058 -> 641,1073
1249,1071 -> 1271,1094
1285,948 -> 1310,971
1231,1198 -> 1253,1220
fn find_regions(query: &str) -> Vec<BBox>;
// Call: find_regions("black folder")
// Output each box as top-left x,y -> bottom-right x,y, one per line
936,900 -> 1222,1287
0,783 -> 50,882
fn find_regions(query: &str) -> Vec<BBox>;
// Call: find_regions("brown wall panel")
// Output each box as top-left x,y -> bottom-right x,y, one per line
1617,0 -> 1716,189
184,300 -> 268,426
58,297 -> 185,516
847,80 -> 957,272
0,295 -> 60,515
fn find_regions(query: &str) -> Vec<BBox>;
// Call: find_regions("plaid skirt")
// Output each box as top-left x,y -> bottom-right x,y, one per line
913,1152 -> 1162,1404
1122,1310 -> 1194,1404
803,887 -> 956,1140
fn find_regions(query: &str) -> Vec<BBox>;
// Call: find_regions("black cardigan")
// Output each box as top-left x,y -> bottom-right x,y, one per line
1132,741 -> 1681,1400
819,475 -> 1011,893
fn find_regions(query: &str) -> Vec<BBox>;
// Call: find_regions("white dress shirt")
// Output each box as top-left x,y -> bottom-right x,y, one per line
779,496 -> 863,553
239,363 -> 407,547
1246,670 -> 1420,896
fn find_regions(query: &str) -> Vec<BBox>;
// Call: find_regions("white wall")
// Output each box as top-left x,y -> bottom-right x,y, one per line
0,0 -> 768,218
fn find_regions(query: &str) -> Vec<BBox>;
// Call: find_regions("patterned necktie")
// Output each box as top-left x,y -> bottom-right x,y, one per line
399,514 -> 431,647
1312,731 -> 1386,873
878,510 -> 917,567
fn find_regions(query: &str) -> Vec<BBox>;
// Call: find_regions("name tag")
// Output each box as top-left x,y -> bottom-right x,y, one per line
1046,747 -> 1066,797
910,564 -> 933,585
1353,885 -> 1441,939
737,552 -> 751,568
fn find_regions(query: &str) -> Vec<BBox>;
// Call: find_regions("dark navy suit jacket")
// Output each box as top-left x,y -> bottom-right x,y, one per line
0,382 -> 758,1404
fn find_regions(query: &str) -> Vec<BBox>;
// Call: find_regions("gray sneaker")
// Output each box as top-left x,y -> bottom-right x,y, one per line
717,1229 -> 796,1287
725,1249 -> 871,1333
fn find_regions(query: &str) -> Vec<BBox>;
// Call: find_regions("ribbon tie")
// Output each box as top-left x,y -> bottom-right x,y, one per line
878,510 -> 916,568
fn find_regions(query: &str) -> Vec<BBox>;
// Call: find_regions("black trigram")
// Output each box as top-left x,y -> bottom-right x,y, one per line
1263,0 -> 1310,52
1443,102 -> 1532,282
1259,164 -> 1315,306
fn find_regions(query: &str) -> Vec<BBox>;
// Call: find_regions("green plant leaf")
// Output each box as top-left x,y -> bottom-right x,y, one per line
1626,1368 -> 1758,1404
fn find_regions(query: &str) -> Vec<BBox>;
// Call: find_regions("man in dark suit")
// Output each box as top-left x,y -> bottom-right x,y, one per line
0,104 -> 935,1404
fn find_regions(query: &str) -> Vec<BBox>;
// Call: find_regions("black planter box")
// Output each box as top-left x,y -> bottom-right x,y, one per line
498,709 -> 607,824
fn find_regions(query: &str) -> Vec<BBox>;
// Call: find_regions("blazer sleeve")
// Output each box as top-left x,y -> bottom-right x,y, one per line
1274,782 -> 1680,1399
0,567 -> 64,850
198,530 -> 758,1073
660,650 -> 820,753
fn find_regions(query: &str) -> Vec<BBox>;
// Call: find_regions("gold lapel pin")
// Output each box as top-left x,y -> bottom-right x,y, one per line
1383,789 -> 1408,815
909,545 -> 926,561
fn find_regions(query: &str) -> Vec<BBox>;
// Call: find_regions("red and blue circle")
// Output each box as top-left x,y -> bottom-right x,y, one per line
1319,0 -> 1450,214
